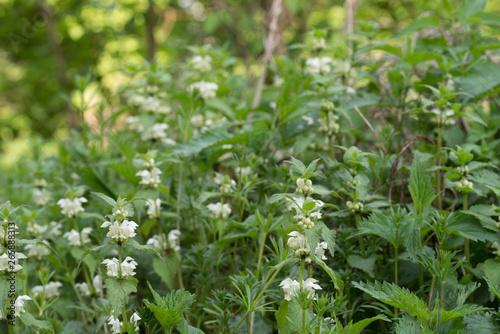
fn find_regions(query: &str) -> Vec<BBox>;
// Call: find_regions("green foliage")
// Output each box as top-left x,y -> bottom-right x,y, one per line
409,157 -> 436,217
104,278 -> 138,316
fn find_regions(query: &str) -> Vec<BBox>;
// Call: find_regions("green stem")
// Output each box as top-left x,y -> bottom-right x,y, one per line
255,233 -> 267,280
355,214 -> 366,258
394,244 -> 399,317
440,280 -> 445,309
299,259 -> 305,333
463,193 -> 470,264
428,275 -> 436,310
122,307 -> 129,332
436,119 -> 443,210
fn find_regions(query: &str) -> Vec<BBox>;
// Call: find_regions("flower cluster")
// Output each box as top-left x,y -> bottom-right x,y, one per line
305,57 -> 333,75
136,158 -> 162,188
64,227 -> 92,246
141,123 -> 169,142
190,55 -> 212,71
0,252 -> 26,273
456,178 -> 473,191
296,178 -> 314,195
188,81 -> 218,99
287,231 -> 311,260
279,278 -> 322,301
102,256 -> 138,278
147,229 -> 181,252
13,295 -> 31,317
32,281 -> 63,299
75,282 -> 91,297
146,198 -> 161,218
346,201 -> 363,213
318,112 -> 340,135
33,178 -> 51,206
57,196 -> 87,217
25,241 -> 51,260
101,219 -> 138,243
207,202 -> 231,219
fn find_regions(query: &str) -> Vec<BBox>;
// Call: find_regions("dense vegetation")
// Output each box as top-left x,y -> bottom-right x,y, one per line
2,0 -> 500,333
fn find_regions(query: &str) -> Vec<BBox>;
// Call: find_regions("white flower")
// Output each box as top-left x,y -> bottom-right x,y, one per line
27,222 -> 42,236
101,220 -> 138,243
315,242 -> 328,260
305,57 -> 333,74
32,281 -> 63,299
32,188 -> 51,206
39,221 -> 62,237
140,96 -> 171,114
191,55 -> 212,71
64,228 -> 92,246
142,123 -> 169,141
136,167 -> 162,187
121,257 -> 138,277
287,232 -> 310,253
102,258 -> 120,277
25,241 -> 51,260
302,115 -> 314,125
302,278 -> 322,298
147,234 -> 167,250
93,275 -> 103,295
108,315 -> 122,334
235,167 -> 251,176
75,282 -> 91,297
188,81 -> 218,99
57,197 -> 87,217
279,278 -> 300,301
296,178 -> 313,195
146,199 -> 161,218
0,253 -> 26,273
168,230 -> 181,252
130,312 -> 141,331
126,116 -> 144,132
14,295 -> 31,317
190,114 -> 204,127
312,37 -> 326,50
207,202 -> 231,219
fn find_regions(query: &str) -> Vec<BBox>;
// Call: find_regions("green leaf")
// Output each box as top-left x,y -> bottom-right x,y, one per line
71,247 -> 97,277
153,255 -> 179,290
104,278 -> 137,316
173,127 -> 233,156
91,192 -> 118,208
462,312 -> 498,334
19,312 -> 54,333
484,259 -> 500,288
394,16 -> 441,38
445,211 -> 497,242
176,319 -> 205,334
302,201 -> 316,212
286,156 -> 307,177
0,276 -> 8,319
276,299 -> 313,334
347,255 -> 376,278
409,157 -> 436,216
125,239 -> 163,260
339,314 -> 390,334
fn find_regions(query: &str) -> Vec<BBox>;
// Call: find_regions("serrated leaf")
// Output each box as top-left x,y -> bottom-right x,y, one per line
153,255 -> 179,290
339,314 -> 390,334
347,255 -> 376,278
104,278 -> 137,316
276,299 -> 313,334
125,239 -> 163,261
19,312 -> 54,333
176,319 -> 205,334
409,157 -> 436,216
445,211 -> 497,242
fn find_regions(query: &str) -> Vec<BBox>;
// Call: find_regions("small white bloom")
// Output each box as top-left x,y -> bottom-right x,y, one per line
25,241 -> 51,260
315,242 -> 328,260
235,166 -> 252,176
279,278 -> 300,301
305,57 -> 333,74
0,253 -> 26,273
101,220 -> 138,243
188,81 -> 218,99
63,230 -> 81,246
302,115 -> 314,125
302,278 -> 322,298
168,230 -> 181,252
142,123 -> 169,141
136,167 -> 162,187
32,281 -> 63,299
207,202 -> 231,219
147,234 -> 167,250
57,197 -> 87,217
75,282 -> 91,297
102,258 -> 120,278
126,116 -> 144,132
130,312 -> 141,330
190,114 -> 204,127
287,231 -> 310,254
146,199 -> 161,218
108,315 -> 122,334
190,55 -> 212,71
93,275 -> 103,295
40,222 -> 62,237
14,295 -> 31,317
32,188 -> 51,206
121,257 -> 138,277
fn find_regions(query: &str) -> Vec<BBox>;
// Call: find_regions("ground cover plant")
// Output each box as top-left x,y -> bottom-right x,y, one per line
2,0 -> 500,333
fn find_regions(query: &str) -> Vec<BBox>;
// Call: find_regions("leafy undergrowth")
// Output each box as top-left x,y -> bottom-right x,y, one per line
2,2 -> 500,333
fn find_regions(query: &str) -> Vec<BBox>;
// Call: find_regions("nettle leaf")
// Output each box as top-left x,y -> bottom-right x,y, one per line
0,276 -> 8,319
19,312 -> 54,333
286,156 -> 307,177
153,255 -> 179,290
126,240 -> 163,261
338,314 -> 390,334
484,259 -> 500,289
394,16 -> 441,38
176,319 -> 205,334
316,258 -> 343,291
484,276 -> 500,301
91,192 -> 118,208
347,255 -> 376,278
445,211 -> 497,242
462,312 -> 498,334
358,208 -> 413,248
409,157 -> 436,216
104,278 -> 137,316
173,127 -> 233,156
143,282 -> 196,331
302,201 -> 316,212
71,247 -> 97,277
470,169 -> 500,196
276,299 -> 313,334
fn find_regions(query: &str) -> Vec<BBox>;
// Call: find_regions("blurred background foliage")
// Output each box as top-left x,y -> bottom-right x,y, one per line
1,0 -> 499,167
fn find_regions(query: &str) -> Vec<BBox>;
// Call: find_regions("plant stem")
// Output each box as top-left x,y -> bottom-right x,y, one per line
299,259 -> 305,333
255,233 -> 267,280
463,193 -> 470,264
122,307 -> 129,332
394,244 -> 399,317
440,280 -> 445,309
355,214 -> 366,258
436,119 -> 443,210
428,275 -> 436,310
